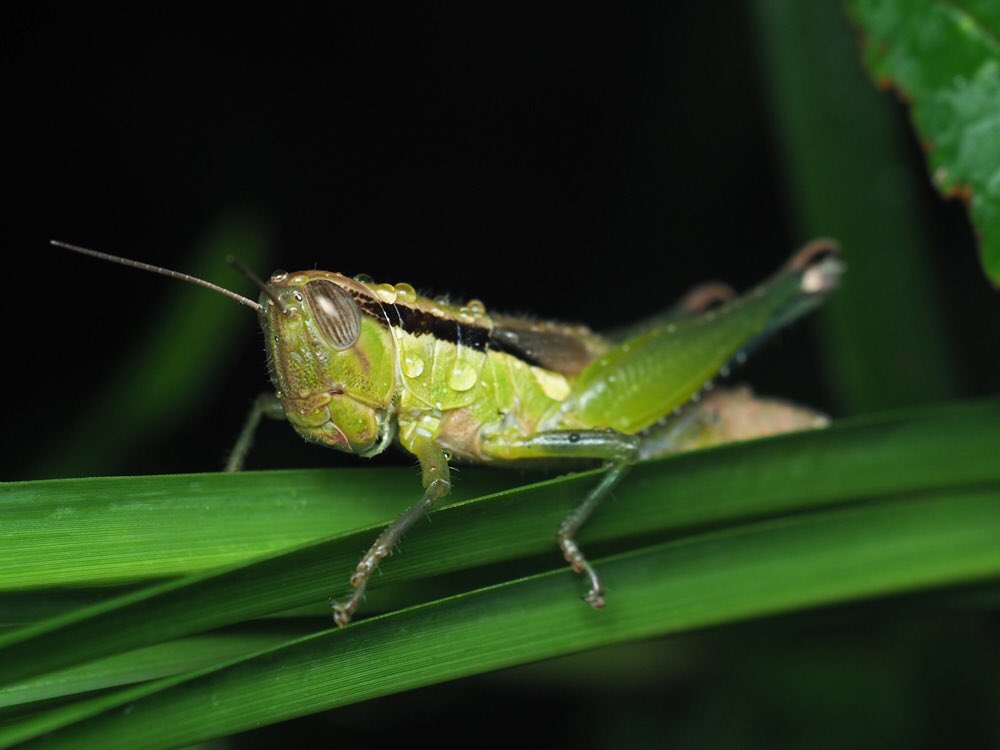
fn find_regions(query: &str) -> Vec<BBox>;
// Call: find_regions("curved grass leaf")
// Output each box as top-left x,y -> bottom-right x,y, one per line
848,0 -> 1000,285
4,399 -> 996,596
0,399 -> 996,707
1,400 -> 998,681
0,469 -> 516,589
3,486 -> 999,748
0,627 -> 306,710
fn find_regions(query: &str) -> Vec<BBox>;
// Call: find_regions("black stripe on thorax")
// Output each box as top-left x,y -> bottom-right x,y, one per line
352,293 -> 546,368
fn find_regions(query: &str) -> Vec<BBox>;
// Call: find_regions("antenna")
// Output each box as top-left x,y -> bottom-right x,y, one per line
50,240 -> 262,312
227,255 -> 289,314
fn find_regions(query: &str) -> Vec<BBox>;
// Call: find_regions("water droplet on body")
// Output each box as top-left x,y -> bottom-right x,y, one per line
395,283 -> 416,303
403,355 -> 425,378
375,283 -> 397,303
448,364 -> 479,391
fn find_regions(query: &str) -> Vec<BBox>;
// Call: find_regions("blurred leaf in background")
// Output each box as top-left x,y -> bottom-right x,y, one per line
849,0 -> 1000,286
35,213 -> 273,479
756,0 -> 960,414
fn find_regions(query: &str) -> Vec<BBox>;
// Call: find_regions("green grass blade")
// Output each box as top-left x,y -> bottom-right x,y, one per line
0,469 -> 516,589
0,627 -> 307,709
4,488 -> 999,748
4,399 -> 997,592
0,398 -> 997,690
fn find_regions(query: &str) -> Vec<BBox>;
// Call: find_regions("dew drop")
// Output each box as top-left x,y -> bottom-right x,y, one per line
375,283 -> 397,303
448,364 -> 479,391
467,298 -> 486,315
353,273 -> 374,283
395,283 -> 416,303
403,355 -> 425,378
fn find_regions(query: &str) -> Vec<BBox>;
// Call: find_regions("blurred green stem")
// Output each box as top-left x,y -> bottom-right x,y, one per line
35,212 -> 272,478
754,0 -> 956,414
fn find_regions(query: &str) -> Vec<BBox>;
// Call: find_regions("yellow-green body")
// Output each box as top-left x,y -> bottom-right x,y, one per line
260,243 -> 840,473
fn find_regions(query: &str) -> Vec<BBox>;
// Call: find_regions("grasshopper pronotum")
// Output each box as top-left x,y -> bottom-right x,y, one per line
52,239 -> 842,626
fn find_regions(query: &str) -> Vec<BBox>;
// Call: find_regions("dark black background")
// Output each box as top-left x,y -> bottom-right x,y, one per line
7,4 -> 987,480
6,4 -> 837,479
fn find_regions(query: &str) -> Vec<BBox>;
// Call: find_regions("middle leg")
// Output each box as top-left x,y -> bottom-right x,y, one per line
481,429 -> 639,608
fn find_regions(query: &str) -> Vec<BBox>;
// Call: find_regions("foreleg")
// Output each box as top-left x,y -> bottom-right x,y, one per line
225,393 -> 286,472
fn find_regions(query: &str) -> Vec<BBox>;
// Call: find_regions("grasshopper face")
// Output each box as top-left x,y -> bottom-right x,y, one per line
259,270 -> 397,457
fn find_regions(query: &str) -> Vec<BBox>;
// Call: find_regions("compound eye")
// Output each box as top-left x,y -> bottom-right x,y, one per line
304,280 -> 362,349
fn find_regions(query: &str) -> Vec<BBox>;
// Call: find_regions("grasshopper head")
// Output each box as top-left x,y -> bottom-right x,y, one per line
259,270 -> 397,457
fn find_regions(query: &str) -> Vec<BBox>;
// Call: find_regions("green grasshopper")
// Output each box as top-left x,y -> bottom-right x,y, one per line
52,239 -> 842,626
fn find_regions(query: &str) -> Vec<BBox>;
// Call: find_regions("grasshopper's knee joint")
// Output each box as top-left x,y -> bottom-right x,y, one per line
424,476 -> 450,495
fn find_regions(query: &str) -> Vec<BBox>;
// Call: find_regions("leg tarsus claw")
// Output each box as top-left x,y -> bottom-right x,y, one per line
584,590 -> 606,609
331,599 -> 356,628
